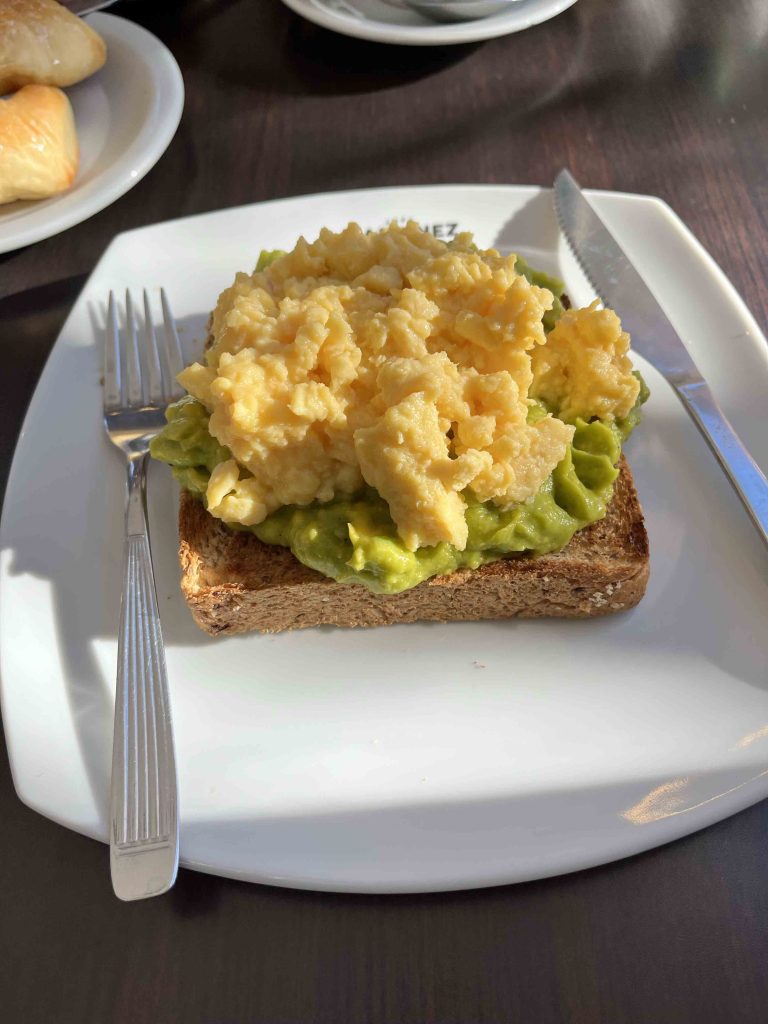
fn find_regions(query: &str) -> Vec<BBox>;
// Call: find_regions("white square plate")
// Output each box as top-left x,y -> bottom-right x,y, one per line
2,185 -> 767,893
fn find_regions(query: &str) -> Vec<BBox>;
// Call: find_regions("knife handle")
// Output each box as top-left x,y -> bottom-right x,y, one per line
677,380 -> 768,550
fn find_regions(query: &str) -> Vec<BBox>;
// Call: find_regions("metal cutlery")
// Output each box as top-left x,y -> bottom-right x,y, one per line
103,289 -> 183,900
553,168 -> 768,550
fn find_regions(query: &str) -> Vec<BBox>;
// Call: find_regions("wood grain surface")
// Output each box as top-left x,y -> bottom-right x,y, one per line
1,1 -> 767,1021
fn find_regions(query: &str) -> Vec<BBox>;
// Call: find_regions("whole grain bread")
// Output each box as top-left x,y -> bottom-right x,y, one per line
177,456 -> 649,635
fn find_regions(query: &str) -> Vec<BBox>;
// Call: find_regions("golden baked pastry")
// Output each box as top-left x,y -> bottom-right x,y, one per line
0,0 -> 107,95
0,84 -> 78,204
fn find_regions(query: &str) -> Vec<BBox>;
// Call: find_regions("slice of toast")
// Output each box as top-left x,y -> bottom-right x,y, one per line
176,456 -> 649,636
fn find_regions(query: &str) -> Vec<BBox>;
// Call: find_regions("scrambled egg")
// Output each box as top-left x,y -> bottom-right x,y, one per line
530,301 -> 640,422
178,222 -> 638,551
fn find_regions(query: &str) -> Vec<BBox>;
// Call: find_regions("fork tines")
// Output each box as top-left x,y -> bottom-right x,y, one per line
105,289 -> 185,413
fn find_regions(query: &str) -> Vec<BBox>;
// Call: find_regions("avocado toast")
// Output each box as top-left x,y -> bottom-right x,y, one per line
151,221 -> 649,635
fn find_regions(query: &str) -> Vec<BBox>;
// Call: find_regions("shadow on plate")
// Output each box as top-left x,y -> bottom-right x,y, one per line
492,190 -> 561,257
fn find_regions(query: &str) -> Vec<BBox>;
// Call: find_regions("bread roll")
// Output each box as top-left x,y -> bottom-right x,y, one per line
0,0 -> 107,95
0,84 -> 78,204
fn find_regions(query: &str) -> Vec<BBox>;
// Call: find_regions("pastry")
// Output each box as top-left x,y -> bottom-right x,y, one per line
0,0 -> 106,95
0,84 -> 78,204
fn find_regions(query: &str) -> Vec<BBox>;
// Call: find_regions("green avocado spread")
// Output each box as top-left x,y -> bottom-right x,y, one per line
150,252 -> 648,595
151,391 -> 645,595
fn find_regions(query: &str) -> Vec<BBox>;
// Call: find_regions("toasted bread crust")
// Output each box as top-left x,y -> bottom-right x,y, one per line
176,457 -> 649,635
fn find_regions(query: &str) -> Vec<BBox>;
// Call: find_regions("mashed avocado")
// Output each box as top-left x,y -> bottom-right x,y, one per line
151,397 -> 231,497
151,396 -> 643,595
515,256 -> 566,333
252,417 -> 620,593
150,247 -> 648,595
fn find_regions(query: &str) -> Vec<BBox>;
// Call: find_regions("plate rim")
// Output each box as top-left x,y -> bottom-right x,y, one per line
0,13 -> 184,255
100,180 -> 668,248
279,0 -> 579,45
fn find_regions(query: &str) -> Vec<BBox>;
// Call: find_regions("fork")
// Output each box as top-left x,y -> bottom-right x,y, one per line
103,289 -> 184,901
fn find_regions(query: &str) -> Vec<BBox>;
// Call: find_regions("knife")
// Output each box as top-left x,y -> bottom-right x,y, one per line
553,169 -> 768,551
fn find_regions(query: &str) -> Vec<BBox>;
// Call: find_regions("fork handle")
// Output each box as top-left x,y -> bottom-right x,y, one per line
110,453 -> 179,901
677,379 -> 768,550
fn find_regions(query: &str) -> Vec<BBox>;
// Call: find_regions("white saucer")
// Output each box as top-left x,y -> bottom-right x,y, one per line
0,13 -> 184,255
280,0 -> 579,45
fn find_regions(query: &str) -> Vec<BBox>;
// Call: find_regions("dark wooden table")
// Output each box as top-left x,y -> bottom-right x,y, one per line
2,1 -> 767,1020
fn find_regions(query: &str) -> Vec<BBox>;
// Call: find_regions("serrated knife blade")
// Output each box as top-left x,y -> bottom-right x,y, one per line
553,168 -> 768,551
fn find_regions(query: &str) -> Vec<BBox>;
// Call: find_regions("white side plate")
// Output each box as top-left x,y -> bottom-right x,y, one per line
0,14 -> 184,255
2,184 -> 767,893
